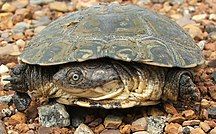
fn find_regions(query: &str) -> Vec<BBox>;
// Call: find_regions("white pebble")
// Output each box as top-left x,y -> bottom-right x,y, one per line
7,130 -> 19,134
192,14 -> 207,22
1,108 -> 12,117
15,39 -> 26,47
0,65 -> 9,75
197,40 -> 206,50
209,14 -> 216,21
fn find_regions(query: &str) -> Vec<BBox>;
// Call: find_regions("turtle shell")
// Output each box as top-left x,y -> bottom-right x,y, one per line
20,4 -> 204,68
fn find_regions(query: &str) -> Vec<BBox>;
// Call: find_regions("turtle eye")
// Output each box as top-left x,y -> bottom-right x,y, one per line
72,73 -> 80,81
67,70 -> 83,84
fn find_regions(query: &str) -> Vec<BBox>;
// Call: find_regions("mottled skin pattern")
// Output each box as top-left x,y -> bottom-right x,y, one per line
5,58 -> 199,110
4,4 -> 204,110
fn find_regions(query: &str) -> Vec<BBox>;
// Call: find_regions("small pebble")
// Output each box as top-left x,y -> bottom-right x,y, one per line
12,0 -> 29,8
190,127 -> 205,134
0,13 -> 13,30
74,123 -> 94,134
201,99 -> 210,108
132,131 -> 149,134
119,124 -> 131,134
15,123 -> 30,133
38,103 -> 70,127
1,2 -> 17,12
183,24 -> 203,39
15,39 -> 25,48
205,43 -> 216,51
168,114 -> 186,124
37,126 -> 52,134
12,22 -> 30,34
7,130 -> 19,134
131,117 -> 147,132
32,16 -> 51,27
49,1 -> 68,12
104,115 -> 122,129
165,123 -> 182,134
200,122 -> 211,132
209,32 -> 216,41
0,64 -> 9,74
10,112 -> 27,124
2,108 -> 13,117
197,40 -> 206,50
146,116 -> 166,134
30,0 -> 55,4
209,14 -> 216,21
208,107 -> 216,119
210,127 -> 216,134
182,120 -> 201,126
0,95 -> 13,104
182,110 -> 196,119
94,124 -> 105,134
100,129 -> 121,134
204,120 -> 216,128
192,14 -> 207,22
182,126 -> 194,134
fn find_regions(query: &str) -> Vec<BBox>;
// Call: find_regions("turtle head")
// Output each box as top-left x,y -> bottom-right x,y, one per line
53,59 -> 124,100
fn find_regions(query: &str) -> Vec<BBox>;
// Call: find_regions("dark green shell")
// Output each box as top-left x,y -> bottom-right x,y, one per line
20,4 -> 204,68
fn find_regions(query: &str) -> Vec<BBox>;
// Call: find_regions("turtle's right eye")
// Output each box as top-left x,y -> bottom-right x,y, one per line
72,73 -> 80,81
67,70 -> 83,85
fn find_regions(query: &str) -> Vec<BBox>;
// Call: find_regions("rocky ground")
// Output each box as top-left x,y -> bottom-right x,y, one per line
0,0 -> 215,134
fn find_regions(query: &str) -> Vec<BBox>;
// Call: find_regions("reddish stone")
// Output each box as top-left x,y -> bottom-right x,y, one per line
94,124 -> 105,134
168,114 -> 186,124
182,110 -> 196,119
200,122 -> 211,132
10,112 -> 27,124
164,103 -> 178,115
190,127 -> 205,134
131,117 -> 147,132
119,125 -> 131,134
165,123 -> 182,134
205,43 -> 216,51
204,120 -> 216,128
182,120 -> 200,126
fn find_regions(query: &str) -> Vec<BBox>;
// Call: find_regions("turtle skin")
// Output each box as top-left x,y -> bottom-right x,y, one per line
4,4 -> 204,111
5,58 -> 200,110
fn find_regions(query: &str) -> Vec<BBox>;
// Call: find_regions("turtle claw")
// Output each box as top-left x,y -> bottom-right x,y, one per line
3,77 -> 21,84
13,92 -> 31,111
3,83 -> 28,92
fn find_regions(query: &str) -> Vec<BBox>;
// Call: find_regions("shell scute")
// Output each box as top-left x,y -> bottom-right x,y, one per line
20,4 -> 204,68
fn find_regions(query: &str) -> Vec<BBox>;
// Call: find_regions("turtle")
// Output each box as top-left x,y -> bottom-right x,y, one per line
4,3 -> 204,111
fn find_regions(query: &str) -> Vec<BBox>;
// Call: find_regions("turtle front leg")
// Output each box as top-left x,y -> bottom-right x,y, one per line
163,70 -> 200,102
4,64 -> 28,92
3,64 -> 31,111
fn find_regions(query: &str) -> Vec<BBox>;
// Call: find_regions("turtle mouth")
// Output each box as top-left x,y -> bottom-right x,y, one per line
55,80 -> 124,100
